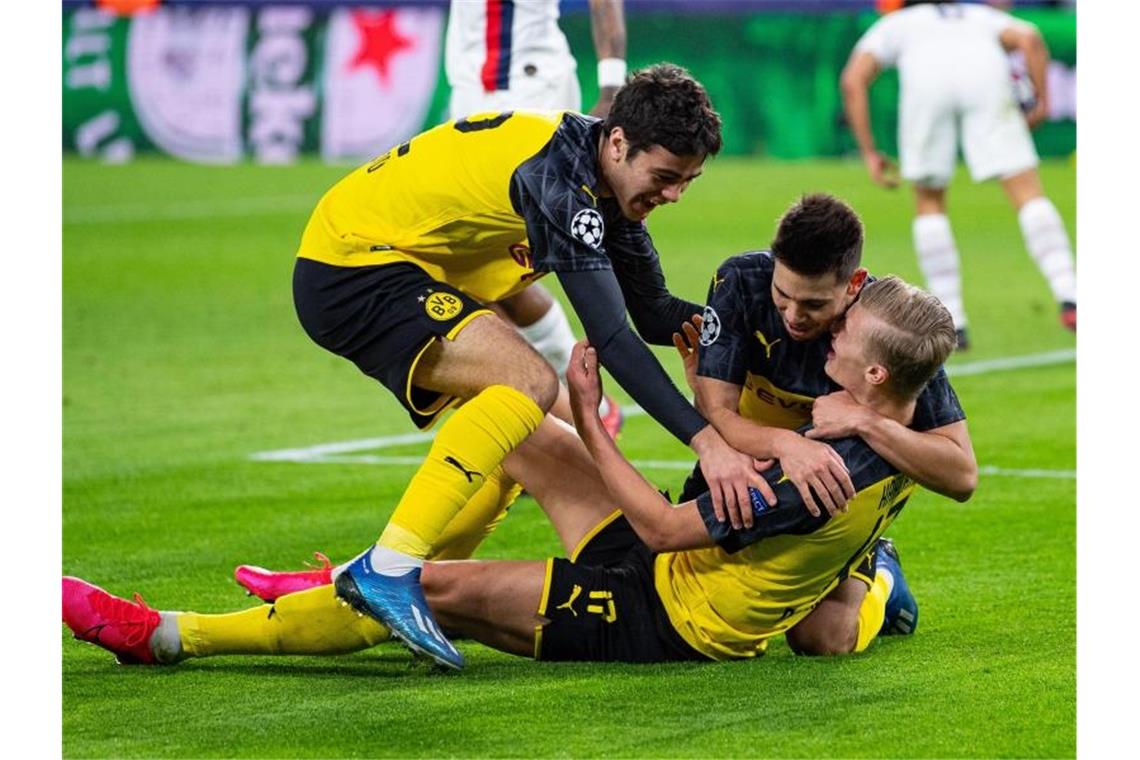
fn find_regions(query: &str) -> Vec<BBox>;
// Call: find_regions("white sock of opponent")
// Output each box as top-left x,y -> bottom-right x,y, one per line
913,213 -> 968,329
1018,197 -> 1077,305
517,299 -> 576,379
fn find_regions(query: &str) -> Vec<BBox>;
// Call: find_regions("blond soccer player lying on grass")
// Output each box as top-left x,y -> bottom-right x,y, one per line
62,277 -> 954,666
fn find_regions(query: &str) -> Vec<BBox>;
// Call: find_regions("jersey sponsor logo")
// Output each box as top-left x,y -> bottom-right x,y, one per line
739,374 -> 815,429
579,184 -> 599,207
699,306 -> 722,346
753,329 -> 782,359
570,208 -> 605,249
587,590 -> 617,623
443,456 -> 483,483
711,273 -> 727,291
422,291 -> 464,321
555,584 -> 582,617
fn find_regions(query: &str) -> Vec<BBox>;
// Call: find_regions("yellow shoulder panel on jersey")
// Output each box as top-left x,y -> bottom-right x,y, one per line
296,110 -> 565,302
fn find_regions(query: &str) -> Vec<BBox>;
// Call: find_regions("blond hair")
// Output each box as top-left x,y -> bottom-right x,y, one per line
858,276 -> 957,399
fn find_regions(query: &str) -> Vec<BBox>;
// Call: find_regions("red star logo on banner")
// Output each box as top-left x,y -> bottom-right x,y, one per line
347,9 -> 416,86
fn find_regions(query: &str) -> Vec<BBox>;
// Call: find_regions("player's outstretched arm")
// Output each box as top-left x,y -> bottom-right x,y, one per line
566,341 -> 714,552
558,269 -> 769,528
587,0 -> 627,118
840,51 -> 897,188
806,391 -> 978,502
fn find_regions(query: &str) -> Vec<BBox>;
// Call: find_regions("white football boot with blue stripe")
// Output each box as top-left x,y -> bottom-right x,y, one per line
334,550 -> 464,670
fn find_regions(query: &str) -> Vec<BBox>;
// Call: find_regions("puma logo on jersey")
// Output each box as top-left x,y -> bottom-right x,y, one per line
555,584 -> 583,616
444,456 -> 483,483
754,329 -> 782,359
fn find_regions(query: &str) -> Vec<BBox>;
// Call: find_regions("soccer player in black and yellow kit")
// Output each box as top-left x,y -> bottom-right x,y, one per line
289,64 -> 766,669
684,193 -> 977,654
61,276 -> 957,666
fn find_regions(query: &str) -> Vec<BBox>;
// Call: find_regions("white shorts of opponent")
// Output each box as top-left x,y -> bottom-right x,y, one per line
899,77 -> 1038,188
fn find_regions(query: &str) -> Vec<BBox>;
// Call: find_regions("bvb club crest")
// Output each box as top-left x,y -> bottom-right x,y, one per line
425,291 -> 464,321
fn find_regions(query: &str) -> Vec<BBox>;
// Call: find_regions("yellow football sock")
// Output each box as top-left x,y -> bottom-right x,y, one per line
177,585 -> 389,658
853,570 -> 891,653
431,466 -> 523,560
379,385 -> 543,558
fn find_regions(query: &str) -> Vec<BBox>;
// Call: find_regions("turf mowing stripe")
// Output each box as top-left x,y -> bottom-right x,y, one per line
65,194 -> 318,224
250,347 -> 1075,464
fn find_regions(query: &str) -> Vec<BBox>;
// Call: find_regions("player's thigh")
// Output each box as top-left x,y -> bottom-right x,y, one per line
503,416 -> 615,553
898,95 -> 957,188
423,559 -> 547,656
412,310 -> 559,409
960,94 -> 1038,184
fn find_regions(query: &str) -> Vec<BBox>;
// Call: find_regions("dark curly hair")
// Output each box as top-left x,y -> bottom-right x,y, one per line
602,63 -> 722,160
771,194 -> 864,281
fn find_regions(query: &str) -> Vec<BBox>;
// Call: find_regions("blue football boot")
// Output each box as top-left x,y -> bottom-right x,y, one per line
334,551 -> 464,670
875,538 -> 918,636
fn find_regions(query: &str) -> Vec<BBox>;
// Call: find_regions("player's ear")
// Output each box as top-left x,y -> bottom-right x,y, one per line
606,127 -> 627,162
847,268 -> 869,296
865,363 -> 889,389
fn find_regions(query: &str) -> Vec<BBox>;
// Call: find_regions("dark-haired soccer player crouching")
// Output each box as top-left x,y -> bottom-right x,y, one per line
63,277 -> 956,666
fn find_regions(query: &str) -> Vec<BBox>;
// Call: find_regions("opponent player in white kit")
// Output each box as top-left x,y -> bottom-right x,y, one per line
445,0 -> 628,431
840,0 -> 1077,348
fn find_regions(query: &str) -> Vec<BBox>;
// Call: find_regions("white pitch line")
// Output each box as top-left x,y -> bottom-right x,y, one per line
64,194 -> 318,224
265,453 -> 1073,480
250,347 -> 1074,463
947,348 -> 1075,377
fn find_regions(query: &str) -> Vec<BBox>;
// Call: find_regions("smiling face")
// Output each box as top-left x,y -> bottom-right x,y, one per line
823,301 -> 877,392
770,261 -> 864,342
598,127 -> 706,222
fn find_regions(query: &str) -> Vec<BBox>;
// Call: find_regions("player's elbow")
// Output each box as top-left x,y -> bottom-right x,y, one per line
949,468 -> 978,503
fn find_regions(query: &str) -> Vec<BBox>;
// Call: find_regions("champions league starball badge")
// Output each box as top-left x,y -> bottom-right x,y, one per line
699,306 -> 721,345
570,208 -> 605,249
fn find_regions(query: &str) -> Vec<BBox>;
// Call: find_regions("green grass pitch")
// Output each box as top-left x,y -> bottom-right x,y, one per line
62,156 -> 1075,758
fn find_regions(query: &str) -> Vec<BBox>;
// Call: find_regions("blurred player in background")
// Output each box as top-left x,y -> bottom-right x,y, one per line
62,276 -> 954,667
841,0 -> 1077,348
448,0 -> 628,434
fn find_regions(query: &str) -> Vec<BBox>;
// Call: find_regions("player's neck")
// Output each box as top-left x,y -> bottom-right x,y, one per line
595,134 -> 614,197
851,387 -> 916,428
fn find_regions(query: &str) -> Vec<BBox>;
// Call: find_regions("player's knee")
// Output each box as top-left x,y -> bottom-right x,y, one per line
786,620 -> 858,657
513,359 -> 559,412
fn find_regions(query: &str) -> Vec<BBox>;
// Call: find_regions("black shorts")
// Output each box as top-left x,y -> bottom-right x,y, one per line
536,512 -> 709,664
293,258 -> 493,429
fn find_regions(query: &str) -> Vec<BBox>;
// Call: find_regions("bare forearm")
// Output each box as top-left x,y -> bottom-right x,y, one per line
841,79 -> 876,155
576,409 -> 690,547
1022,34 -> 1049,107
706,406 -> 789,461
857,417 -> 977,501
589,0 -> 626,60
